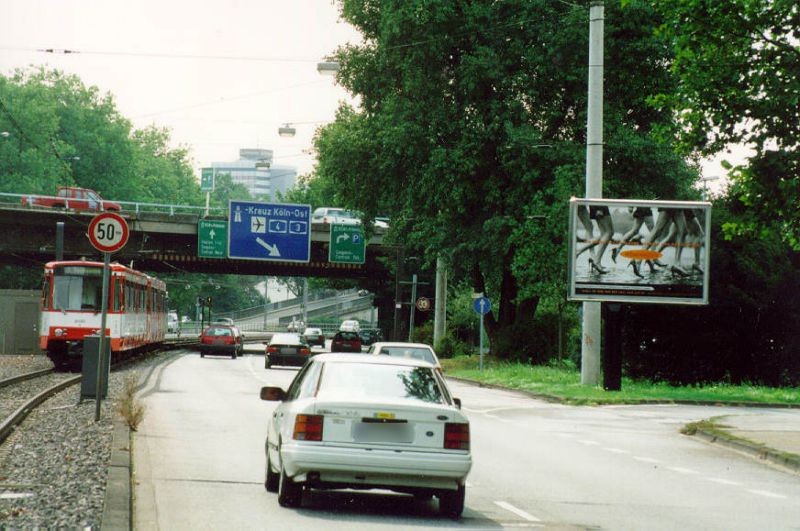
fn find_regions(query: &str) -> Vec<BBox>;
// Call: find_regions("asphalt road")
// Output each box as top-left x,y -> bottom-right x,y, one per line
133,347 -> 800,530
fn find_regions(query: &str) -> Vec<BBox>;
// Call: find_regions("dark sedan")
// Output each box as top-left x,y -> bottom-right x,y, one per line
331,331 -> 362,353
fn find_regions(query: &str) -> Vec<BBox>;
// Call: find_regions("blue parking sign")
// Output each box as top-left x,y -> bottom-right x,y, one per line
228,201 -> 311,262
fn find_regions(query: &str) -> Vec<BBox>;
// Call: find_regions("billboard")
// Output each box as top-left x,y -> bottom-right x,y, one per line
568,198 -> 712,305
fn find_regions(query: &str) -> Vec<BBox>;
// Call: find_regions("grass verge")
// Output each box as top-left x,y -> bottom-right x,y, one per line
441,355 -> 800,406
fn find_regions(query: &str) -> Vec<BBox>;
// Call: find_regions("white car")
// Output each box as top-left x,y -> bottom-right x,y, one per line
260,353 -> 471,518
339,319 -> 361,332
367,341 -> 442,371
311,207 -> 389,229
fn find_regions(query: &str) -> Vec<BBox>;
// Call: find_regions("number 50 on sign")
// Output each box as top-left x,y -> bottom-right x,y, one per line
88,212 -> 129,253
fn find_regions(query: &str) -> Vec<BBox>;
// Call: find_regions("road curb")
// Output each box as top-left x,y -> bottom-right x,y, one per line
101,416 -> 131,530
693,427 -> 800,475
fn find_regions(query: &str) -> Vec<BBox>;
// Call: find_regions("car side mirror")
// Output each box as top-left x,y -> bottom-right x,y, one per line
453,397 -> 462,409
260,386 -> 286,402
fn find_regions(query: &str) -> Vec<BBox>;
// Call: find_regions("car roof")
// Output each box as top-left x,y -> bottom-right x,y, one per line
309,353 -> 434,368
270,332 -> 304,343
370,342 -> 434,350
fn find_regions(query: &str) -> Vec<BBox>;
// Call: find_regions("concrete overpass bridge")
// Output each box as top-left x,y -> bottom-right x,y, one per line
0,199 -> 396,281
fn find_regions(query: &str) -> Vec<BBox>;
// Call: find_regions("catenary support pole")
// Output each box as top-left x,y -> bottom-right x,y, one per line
581,1 -> 604,385
433,256 -> 447,347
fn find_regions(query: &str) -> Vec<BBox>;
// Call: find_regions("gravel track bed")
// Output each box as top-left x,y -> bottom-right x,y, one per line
0,351 -> 174,528
0,373 -> 77,420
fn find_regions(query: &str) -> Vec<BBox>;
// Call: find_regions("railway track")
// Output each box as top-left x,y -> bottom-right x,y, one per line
0,338 -> 198,446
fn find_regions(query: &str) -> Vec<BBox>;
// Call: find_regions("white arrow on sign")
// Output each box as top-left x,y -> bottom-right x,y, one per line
336,234 -> 350,243
209,229 -> 216,239
256,237 -> 281,257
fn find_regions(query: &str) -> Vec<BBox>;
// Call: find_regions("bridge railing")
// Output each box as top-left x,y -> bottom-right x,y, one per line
0,192 -> 227,216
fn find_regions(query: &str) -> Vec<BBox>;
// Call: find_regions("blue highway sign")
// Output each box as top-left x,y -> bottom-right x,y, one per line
228,201 -> 311,262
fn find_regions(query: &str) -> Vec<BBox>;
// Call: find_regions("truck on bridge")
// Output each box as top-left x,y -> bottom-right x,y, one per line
21,186 -> 121,212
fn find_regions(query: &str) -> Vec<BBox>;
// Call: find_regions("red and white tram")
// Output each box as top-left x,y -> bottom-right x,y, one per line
39,260 -> 168,368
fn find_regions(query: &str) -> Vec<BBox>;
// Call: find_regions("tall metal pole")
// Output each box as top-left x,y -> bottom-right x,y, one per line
408,273 -> 417,342
581,1 -> 604,385
263,277 -> 269,331
433,256 -> 447,347
95,252 -> 110,422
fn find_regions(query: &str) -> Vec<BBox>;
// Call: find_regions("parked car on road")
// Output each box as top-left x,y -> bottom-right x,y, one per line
167,311 -> 179,333
266,333 -> 312,368
367,342 -> 442,371
330,331 -> 362,353
260,353 -> 471,517
199,324 -> 243,359
302,327 -> 325,347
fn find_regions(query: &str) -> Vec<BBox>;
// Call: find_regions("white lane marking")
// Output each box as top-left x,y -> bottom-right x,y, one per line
705,477 -> 741,486
556,433 -> 576,439
578,439 -> 600,446
747,489 -> 787,499
667,467 -> 698,475
494,501 -> 541,522
603,447 -> 628,454
633,456 -> 661,464
485,414 -> 513,424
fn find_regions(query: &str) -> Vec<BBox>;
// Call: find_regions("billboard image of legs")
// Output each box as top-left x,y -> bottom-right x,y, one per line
568,199 -> 711,305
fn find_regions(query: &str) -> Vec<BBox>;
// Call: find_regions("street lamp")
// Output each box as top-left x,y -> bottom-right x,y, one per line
699,176 -> 720,200
316,61 -> 340,76
278,123 -> 296,137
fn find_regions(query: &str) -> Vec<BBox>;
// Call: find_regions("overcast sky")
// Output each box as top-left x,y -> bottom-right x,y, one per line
0,0 -> 361,177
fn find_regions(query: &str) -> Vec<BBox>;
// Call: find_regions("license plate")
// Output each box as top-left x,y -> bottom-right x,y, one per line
353,423 -> 413,444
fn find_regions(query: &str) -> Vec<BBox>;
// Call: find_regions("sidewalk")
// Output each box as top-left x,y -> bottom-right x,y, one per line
692,409 -> 800,474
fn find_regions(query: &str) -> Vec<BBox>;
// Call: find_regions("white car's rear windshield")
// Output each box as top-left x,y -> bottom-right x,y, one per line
377,347 -> 436,365
318,363 -> 444,404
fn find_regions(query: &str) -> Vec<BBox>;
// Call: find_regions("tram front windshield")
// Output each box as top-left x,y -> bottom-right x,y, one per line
52,266 -> 104,311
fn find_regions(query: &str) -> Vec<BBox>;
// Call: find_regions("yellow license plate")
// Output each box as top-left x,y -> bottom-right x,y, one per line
374,412 -> 395,420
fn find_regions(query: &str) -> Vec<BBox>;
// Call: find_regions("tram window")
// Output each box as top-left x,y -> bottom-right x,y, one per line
53,273 -> 103,311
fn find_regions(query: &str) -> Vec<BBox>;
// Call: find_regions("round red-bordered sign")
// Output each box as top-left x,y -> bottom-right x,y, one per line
416,297 -> 431,312
87,212 -> 129,253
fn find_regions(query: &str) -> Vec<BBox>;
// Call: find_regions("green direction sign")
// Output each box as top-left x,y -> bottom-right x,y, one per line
198,219 -> 228,258
200,168 -> 215,192
329,224 -> 365,264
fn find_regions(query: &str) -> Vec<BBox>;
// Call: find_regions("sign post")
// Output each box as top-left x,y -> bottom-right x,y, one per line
201,168 -> 215,216
87,212 -> 129,422
473,296 -> 491,372
197,219 -> 228,258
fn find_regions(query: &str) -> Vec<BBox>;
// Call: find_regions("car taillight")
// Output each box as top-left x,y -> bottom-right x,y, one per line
300,347 -> 310,355
267,346 -> 278,354
444,423 -> 470,450
293,414 -> 323,441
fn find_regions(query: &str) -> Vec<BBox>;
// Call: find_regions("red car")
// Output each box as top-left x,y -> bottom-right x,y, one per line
21,186 -> 122,212
199,325 -> 243,359
330,331 -> 362,353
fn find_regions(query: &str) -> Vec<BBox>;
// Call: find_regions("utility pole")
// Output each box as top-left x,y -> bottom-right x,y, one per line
433,256 -> 447,347
581,1 -> 604,385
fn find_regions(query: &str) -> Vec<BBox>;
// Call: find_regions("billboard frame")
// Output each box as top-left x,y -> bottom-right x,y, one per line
568,198 -> 712,305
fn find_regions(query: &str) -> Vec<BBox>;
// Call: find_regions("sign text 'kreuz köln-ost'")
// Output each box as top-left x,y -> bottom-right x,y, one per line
227,201 -> 311,263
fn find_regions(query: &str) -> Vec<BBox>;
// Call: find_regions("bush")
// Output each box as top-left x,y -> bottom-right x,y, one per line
411,321 -> 434,345
436,334 -> 475,359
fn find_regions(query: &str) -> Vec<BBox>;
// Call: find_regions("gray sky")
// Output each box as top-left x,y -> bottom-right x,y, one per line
0,0 -> 360,177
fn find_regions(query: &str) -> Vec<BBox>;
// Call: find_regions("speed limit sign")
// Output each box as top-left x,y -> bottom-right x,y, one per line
87,212 -> 129,253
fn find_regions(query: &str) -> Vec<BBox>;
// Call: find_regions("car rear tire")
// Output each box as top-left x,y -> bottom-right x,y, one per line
200,352 -> 205,358
439,484 -> 465,519
265,450 -> 279,493
265,357 -> 272,369
278,462 -> 302,507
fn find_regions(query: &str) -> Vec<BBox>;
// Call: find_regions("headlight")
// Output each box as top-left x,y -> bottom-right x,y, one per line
54,328 -> 65,337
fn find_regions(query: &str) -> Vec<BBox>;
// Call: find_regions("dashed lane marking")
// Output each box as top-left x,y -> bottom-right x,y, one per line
494,501 -> 541,522
603,447 -> 628,454
578,439 -> 600,446
667,467 -> 698,475
705,478 -> 741,486
747,489 -> 787,499
633,456 -> 661,464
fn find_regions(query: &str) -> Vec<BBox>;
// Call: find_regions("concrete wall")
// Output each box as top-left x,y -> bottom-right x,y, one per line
0,290 -> 41,354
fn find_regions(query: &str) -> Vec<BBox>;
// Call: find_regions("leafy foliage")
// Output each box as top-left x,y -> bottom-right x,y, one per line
318,0 -> 696,354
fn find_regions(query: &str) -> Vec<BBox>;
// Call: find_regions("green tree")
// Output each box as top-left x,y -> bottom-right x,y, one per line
317,0 -> 696,354
652,0 -> 800,247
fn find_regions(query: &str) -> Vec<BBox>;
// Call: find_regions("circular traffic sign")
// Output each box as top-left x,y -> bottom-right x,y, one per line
416,297 -> 431,312
87,212 -> 129,253
473,296 -> 491,315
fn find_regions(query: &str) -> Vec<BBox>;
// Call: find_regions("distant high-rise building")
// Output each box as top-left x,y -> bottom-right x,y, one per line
211,148 -> 297,199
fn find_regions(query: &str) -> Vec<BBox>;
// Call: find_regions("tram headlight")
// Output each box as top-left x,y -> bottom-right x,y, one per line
54,328 -> 65,337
